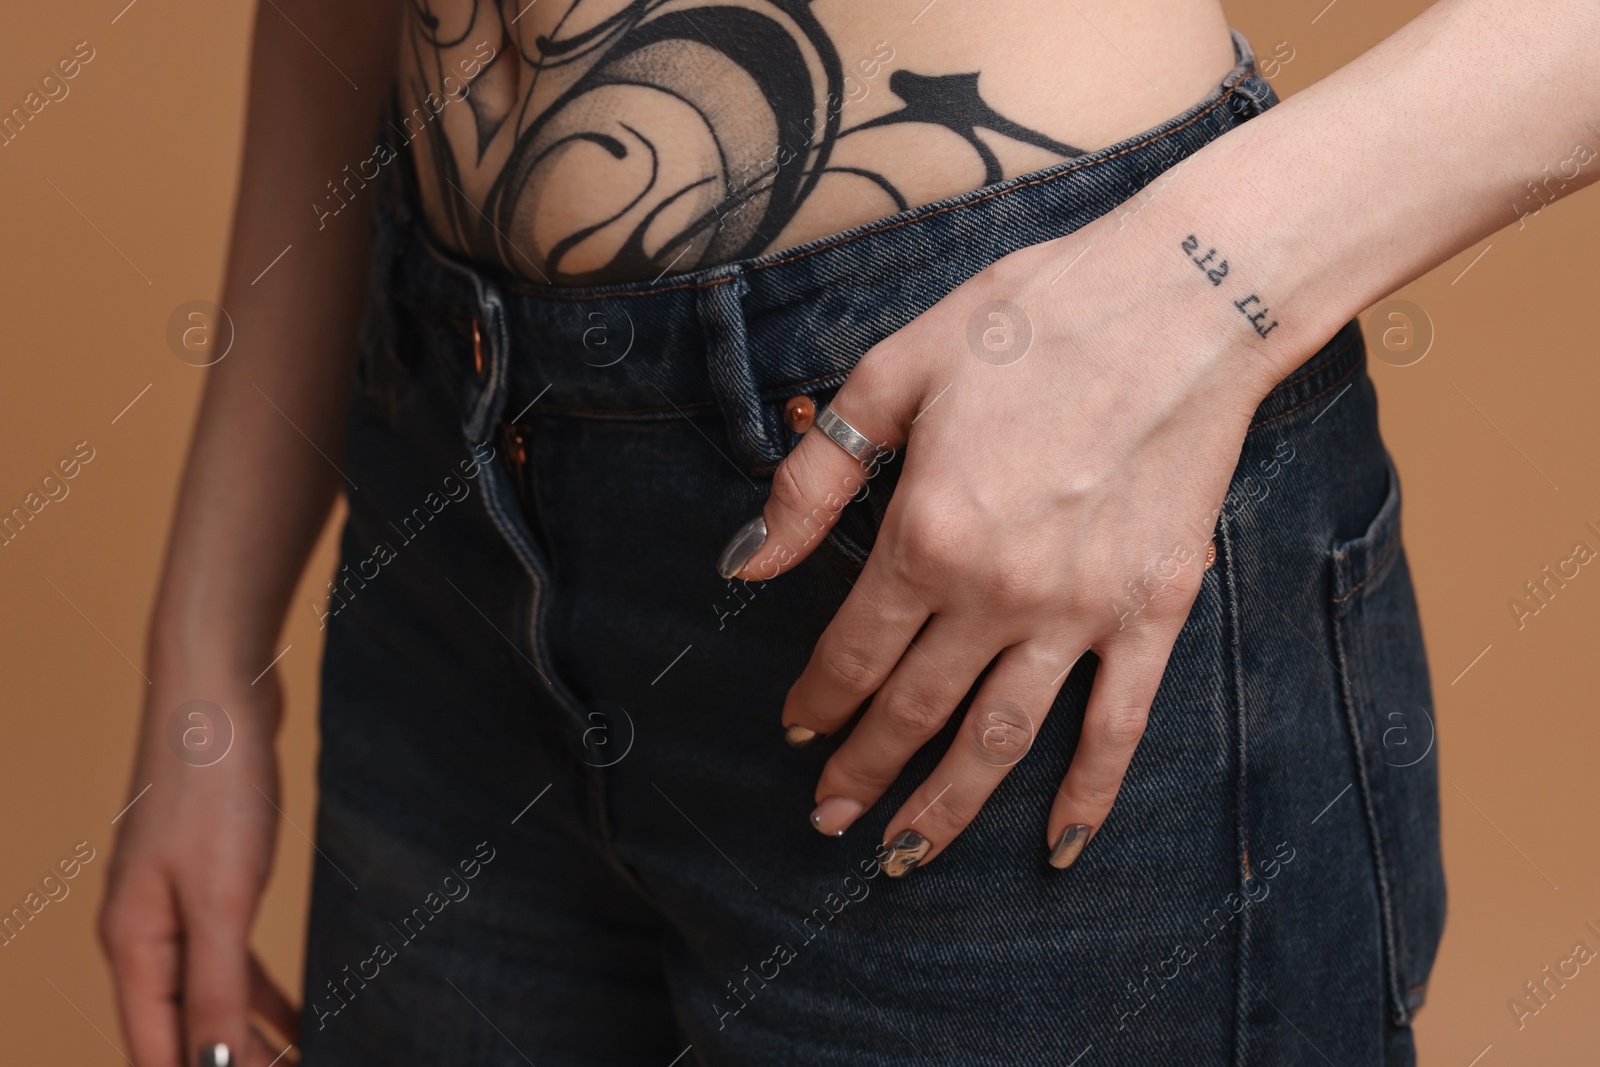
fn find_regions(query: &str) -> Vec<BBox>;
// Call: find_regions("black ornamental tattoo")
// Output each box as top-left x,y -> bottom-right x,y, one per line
401,0 -> 1085,285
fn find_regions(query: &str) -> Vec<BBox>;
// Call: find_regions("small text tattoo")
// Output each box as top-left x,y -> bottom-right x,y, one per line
1232,295 -> 1279,339
1181,234 -> 1230,285
1180,234 -> 1279,339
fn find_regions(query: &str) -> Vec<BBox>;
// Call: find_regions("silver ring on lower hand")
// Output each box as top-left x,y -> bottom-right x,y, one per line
813,404 -> 887,466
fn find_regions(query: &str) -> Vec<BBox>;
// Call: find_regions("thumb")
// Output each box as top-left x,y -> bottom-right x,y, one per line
718,356 -> 917,581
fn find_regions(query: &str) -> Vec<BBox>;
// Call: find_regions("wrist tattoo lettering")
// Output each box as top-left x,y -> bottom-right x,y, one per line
1231,294 -> 1278,339
1180,234 -> 1280,340
1180,234 -> 1230,285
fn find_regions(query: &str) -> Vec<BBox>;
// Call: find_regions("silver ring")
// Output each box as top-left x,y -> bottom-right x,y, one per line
813,404 -> 885,465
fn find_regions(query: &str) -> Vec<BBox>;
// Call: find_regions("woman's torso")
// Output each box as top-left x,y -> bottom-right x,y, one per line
393,0 -> 1234,285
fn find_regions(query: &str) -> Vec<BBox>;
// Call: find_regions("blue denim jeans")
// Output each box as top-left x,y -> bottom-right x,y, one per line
302,29 -> 1444,1066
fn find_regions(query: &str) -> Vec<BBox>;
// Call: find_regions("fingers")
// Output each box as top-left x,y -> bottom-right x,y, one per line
873,644 -> 1070,874
782,549 -> 930,742
100,863 -> 185,1067
807,617 -> 1003,836
182,899 -> 256,1067
719,352 -> 919,581
1046,635 -> 1177,870
807,627 -> 1176,877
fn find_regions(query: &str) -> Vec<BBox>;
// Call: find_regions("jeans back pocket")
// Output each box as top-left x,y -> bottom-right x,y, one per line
1327,457 -> 1447,1025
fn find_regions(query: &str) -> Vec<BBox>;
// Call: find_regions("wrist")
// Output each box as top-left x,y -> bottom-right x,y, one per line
146,600 -> 285,697
1131,120 -> 1369,400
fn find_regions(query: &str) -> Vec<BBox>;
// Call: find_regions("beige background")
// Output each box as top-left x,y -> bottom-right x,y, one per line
1,0 -> 1596,1062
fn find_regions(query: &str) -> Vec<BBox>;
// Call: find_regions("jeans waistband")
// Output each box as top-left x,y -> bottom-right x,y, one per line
358,29 -> 1357,473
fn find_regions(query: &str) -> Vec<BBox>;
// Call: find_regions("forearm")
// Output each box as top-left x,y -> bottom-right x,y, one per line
1139,0 -> 1600,391
150,0 -> 399,682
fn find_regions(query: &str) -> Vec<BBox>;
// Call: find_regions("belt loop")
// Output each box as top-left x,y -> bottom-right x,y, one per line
1230,74 -> 1277,120
697,265 -> 783,473
1222,29 -> 1276,120
1228,27 -> 1257,72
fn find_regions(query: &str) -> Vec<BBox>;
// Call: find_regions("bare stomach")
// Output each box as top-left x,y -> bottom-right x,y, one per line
395,0 -> 1235,285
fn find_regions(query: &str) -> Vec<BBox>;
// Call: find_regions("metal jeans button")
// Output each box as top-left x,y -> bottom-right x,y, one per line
784,395 -> 816,433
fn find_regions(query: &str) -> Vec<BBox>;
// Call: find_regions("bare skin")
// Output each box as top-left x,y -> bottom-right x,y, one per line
98,5 -> 399,1065
392,0 -> 1236,283
101,0 -> 1600,1062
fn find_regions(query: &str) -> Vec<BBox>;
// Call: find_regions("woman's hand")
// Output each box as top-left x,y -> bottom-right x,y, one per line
720,214 -> 1285,876
99,667 -> 300,1066
711,0 -> 1600,879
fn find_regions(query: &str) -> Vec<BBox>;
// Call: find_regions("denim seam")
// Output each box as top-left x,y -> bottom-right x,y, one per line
1247,346 -> 1360,432
474,465 -> 647,887
710,274 -> 751,465
513,345 -> 1344,421
476,465 -> 572,704
708,276 -> 735,462
1331,529 -> 1400,606
1330,555 -> 1411,1026
449,275 -> 594,748
1275,332 -> 1353,391
507,369 -> 851,423
589,779 -> 663,907
500,342 -> 1344,422
1218,509 -> 1251,1067
699,267 -> 780,472
733,86 -> 1240,271
472,288 -> 509,444
451,84 -> 1250,304
364,214 -> 612,771
822,524 -> 870,568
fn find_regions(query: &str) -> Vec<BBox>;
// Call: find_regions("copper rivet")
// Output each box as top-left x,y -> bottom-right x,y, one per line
785,395 -> 816,433
1204,541 -> 1217,571
471,319 -> 484,375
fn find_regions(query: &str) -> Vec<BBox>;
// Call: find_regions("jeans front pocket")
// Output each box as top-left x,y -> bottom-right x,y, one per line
1327,457 -> 1446,1026
817,447 -> 903,571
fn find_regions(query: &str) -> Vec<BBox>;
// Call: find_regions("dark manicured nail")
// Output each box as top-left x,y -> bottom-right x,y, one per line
199,1044 -> 233,1067
785,724 -> 819,747
1049,824 -> 1092,870
879,830 -> 930,878
717,515 -> 767,579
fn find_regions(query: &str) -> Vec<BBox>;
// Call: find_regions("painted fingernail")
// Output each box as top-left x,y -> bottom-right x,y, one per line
199,1044 -> 233,1067
810,796 -> 864,837
785,724 -> 819,747
1049,824 -> 1092,870
717,515 -> 767,579
879,830 -> 930,877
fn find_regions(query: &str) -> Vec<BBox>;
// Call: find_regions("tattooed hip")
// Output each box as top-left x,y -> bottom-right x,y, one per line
393,0 -> 1236,285
305,30 -> 1429,1066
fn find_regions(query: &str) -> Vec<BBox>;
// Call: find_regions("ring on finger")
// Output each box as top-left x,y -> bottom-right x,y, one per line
813,404 -> 888,466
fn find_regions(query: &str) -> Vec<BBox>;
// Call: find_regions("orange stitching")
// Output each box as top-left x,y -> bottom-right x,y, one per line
1276,326 -> 1358,390
1248,344 -> 1360,430
1332,529 -> 1399,605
